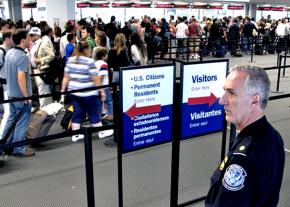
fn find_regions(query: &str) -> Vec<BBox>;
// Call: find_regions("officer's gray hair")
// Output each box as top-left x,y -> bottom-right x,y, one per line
230,65 -> 270,109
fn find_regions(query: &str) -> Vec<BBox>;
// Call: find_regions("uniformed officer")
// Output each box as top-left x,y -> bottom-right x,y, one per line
205,65 -> 285,207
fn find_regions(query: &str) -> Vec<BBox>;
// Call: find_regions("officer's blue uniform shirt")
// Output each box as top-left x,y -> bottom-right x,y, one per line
205,116 -> 285,207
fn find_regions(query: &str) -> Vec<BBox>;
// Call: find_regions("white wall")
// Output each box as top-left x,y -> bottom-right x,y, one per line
45,0 -> 75,29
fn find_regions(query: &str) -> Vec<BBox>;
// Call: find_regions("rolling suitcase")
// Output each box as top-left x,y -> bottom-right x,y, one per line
26,110 -> 55,139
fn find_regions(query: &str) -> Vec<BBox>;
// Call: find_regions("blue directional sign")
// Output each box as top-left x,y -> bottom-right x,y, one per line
120,65 -> 175,153
180,60 -> 228,139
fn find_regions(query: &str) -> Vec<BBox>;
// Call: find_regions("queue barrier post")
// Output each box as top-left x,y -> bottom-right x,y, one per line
282,47 -> 288,78
83,127 -> 96,207
271,55 -> 283,93
250,37 -> 254,63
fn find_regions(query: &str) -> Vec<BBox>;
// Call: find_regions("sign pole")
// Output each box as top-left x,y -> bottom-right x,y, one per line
170,82 -> 181,207
117,141 -> 124,207
115,79 -> 124,207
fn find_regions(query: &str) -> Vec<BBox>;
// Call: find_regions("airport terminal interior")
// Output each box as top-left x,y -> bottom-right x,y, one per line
0,0 -> 290,206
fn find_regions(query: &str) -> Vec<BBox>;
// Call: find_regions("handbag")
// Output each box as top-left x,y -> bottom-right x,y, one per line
39,57 -> 58,84
36,42 -> 58,84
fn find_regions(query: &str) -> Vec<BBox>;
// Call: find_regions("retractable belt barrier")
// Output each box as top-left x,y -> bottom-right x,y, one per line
156,34 -> 290,64
0,84 -> 113,151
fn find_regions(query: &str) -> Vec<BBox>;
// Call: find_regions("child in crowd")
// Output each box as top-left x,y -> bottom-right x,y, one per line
65,33 -> 76,63
95,47 -> 114,138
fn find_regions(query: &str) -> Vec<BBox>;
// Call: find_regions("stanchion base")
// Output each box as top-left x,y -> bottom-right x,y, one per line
281,76 -> 289,78
271,90 -> 284,94
104,138 -> 117,147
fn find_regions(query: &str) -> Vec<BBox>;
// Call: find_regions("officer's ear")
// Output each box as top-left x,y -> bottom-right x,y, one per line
251,94 -> 261,106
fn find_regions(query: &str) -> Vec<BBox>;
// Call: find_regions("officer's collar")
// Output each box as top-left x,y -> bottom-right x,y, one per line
237,116 -> 267,138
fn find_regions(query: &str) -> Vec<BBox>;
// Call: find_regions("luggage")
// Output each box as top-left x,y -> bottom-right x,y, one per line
26,110 -> 55,139
216,45 -> 225,58
255,43 -> 263,55
60,105 -> 73,131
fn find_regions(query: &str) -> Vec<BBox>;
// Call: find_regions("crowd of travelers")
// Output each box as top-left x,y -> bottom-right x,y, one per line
0,13 -> 289,157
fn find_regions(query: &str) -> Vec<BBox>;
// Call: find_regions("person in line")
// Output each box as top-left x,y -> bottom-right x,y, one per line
81,26 -> 96,52
105,16 -> 119,47
94,47 -> 114,137
242,17 -> 258,54
92,31 -> 110,61
0,32 -> 13,139
59,24 -> 75,59
30,27 -> 54,109
228,18 -> 240,57
205,65 -> 285,207
64,33 -> 76,63
61,41 -> 105,142
1,30 -> 35,157
107,33 -> 131,83
175,17 -> 188,59
130,33 -> 148,66
188,17 -> 201,59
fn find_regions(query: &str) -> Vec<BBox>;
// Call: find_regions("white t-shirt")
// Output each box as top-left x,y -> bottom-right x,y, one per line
95,59 -> 109,85
60,34 -> 69,58
131,44 -> 148,66
176,22 -> 188,38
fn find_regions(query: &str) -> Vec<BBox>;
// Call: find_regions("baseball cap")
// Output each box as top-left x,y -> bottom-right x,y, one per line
29,27 -> 41,36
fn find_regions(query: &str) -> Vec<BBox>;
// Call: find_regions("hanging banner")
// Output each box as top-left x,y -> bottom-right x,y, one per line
173,2 -> 190,9
180,60 -> 228,140
112,2 -> 132,8
227,5 -> 244,10
22,2 -> 37,8
132,2 -> 151,8
271,7 -> 285,11
208,5 -> 223,9
154,2 -> 174,8
76,3 -> 90,8
120,64 -> 175,153
90,2 -> 109,8
257,6 -> 284,11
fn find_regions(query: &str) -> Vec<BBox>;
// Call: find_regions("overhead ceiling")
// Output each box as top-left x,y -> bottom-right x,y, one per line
78,0 -> 290,6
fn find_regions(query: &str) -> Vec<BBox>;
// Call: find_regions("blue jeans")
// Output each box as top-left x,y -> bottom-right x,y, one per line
243,37 -> 253,53
104,88 -> 113,116
2,100 -> 31,154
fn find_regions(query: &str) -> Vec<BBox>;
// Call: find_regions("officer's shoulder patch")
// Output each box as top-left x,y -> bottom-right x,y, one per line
222,164 -> 247,191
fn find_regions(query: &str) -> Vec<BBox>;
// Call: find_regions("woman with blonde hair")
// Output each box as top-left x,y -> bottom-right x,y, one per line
107,33 -> 132,82
61,41 -> 110,142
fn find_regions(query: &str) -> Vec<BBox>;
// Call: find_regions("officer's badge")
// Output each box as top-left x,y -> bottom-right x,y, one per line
239,145 -> 245,151
222,164 -> 247,191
